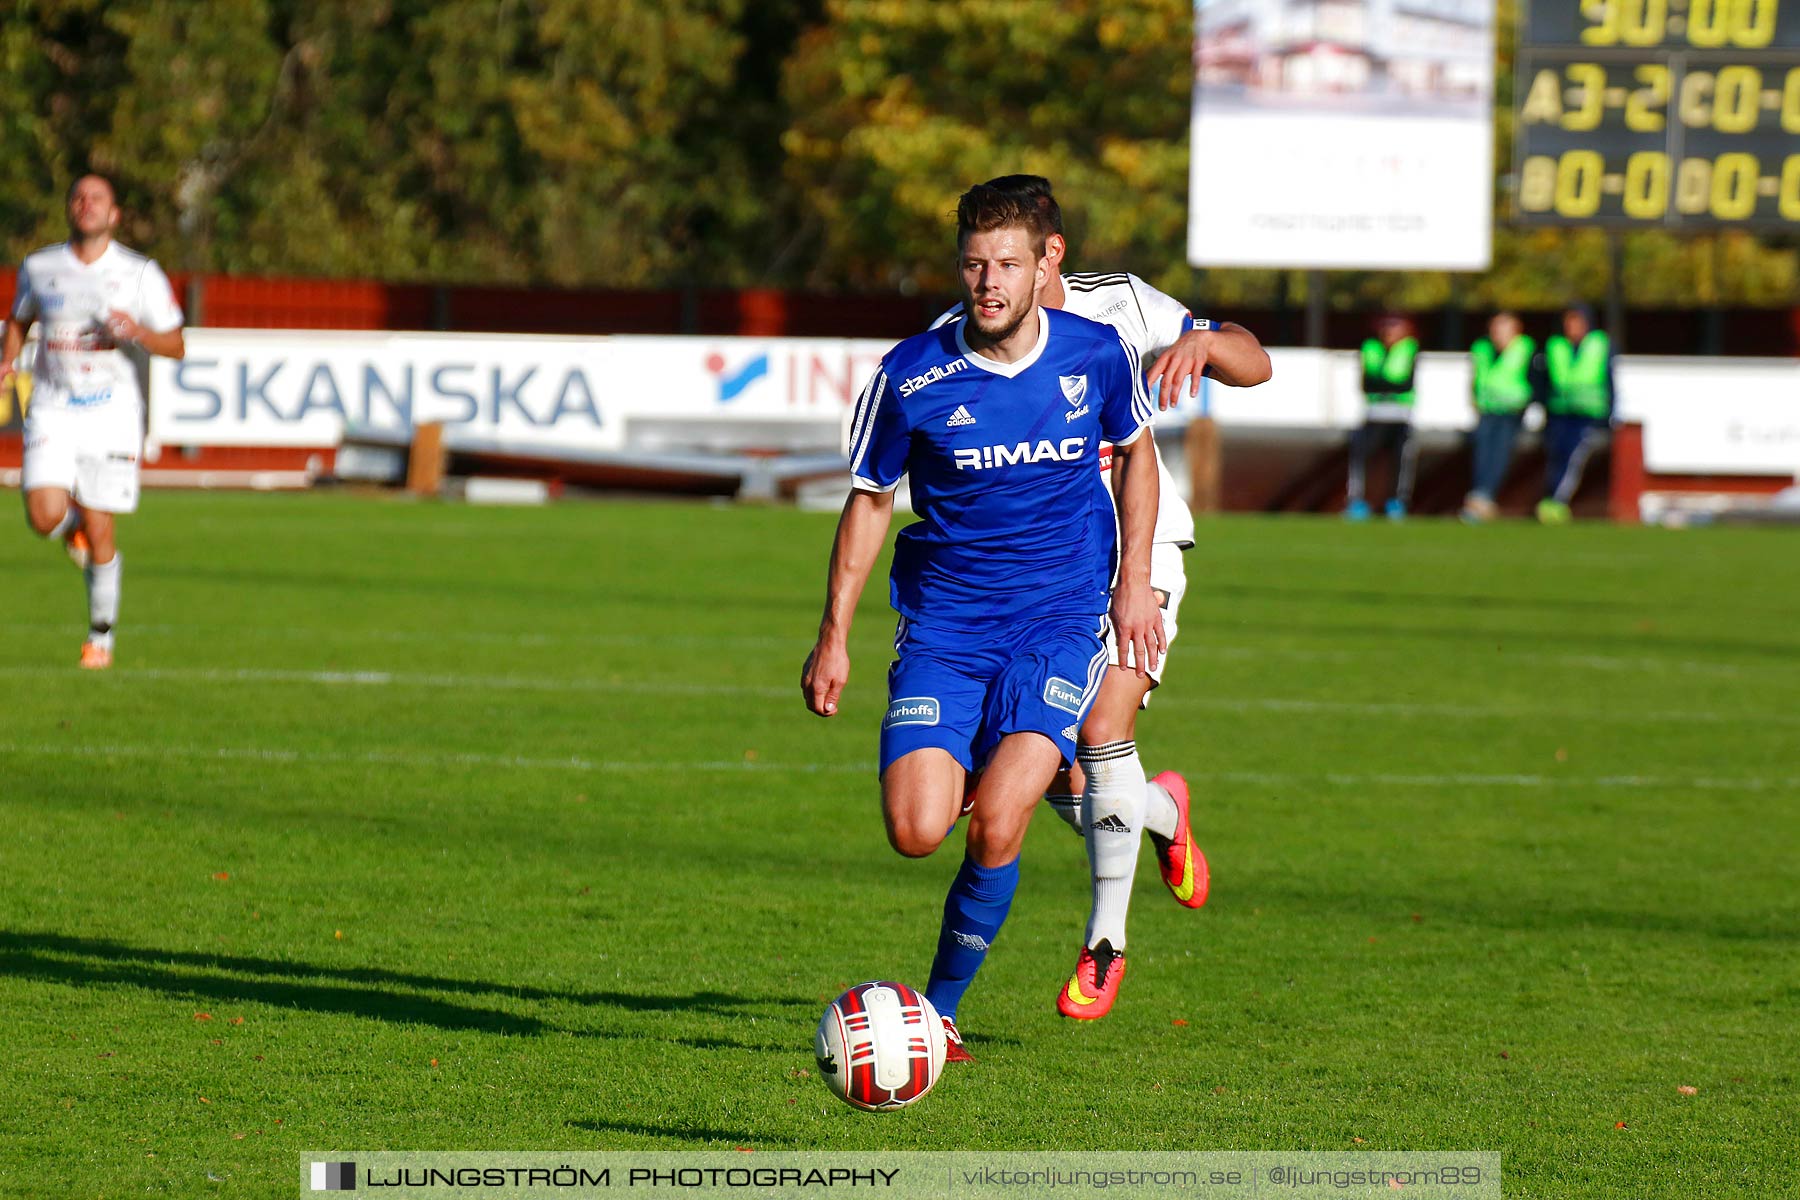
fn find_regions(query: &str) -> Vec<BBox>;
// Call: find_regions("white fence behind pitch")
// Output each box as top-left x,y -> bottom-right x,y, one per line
148,331 -> 1800,479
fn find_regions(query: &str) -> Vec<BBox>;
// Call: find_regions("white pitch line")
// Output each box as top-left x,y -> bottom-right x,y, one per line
1209,769 -> 1800,792
1184,642 -> 1781,682
0,662 -> 1784,726
6,622 -> 1794,683
0,741 -> 869,775
0,741 -> 1792,792
2,622 -> 801,650
0,665 -> 791,699
1152,694 -> 1800,727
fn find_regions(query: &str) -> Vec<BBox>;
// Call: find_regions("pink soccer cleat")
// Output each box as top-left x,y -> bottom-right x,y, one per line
1149,771 -> 1209,908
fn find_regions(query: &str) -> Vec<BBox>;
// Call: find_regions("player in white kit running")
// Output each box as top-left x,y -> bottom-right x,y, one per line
935,176 -> 1270,1019
2,175 -> 185,669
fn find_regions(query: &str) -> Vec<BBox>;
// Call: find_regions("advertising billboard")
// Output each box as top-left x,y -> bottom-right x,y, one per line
1189,0 -> 1496,269
147,330 -> 890,453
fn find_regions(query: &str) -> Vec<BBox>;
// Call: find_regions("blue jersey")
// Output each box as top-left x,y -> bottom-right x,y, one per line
847,307 -> 1153,625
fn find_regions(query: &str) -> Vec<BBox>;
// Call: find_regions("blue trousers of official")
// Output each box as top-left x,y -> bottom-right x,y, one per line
1543,415 -> 1609,503
1347,420 -> 1417,506
1469,412 -> 1524,502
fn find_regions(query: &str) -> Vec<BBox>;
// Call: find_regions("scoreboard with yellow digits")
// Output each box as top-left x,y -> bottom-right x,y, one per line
1513,0 -> 1800,227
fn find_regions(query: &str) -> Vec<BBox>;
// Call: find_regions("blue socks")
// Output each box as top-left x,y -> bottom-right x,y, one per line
924,854 -> 1020,1021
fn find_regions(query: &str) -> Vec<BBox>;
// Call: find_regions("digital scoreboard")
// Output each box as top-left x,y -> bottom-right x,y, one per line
1513,0 -> 1800,227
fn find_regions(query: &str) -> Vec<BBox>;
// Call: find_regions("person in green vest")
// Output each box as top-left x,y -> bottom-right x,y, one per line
1460,310 -> 1536,523
1346,313 -> 1419,521
1538,303 -> 1615,524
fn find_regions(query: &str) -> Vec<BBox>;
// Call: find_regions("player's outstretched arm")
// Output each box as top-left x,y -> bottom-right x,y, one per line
106,311 -> 184,360
1146,321 -> 1271,407
801,487 -> 895,717
1108,433 -> 1165,677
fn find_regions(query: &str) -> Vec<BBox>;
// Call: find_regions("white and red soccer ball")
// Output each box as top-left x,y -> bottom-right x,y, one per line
814,981 -> 947,1111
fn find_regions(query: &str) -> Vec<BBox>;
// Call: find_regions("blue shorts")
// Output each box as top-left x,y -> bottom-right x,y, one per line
878,613 -> 1110,776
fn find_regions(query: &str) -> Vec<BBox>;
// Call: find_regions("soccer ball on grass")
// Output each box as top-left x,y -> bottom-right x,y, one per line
814,981 -> 946,1111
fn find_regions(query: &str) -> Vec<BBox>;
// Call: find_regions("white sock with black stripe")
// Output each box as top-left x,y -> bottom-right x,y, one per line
1078,739 -> 1146,951
1046,791 -> 1083,835
1143,778 -> 1178,840
86,554 -> 120,651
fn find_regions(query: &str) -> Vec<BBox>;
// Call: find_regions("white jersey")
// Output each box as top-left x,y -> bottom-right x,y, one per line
10,241 -> 183,413
934,272 -> 1196,547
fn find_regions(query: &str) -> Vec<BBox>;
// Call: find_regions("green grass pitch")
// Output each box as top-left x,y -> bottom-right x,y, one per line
1,492 -> 1795,1198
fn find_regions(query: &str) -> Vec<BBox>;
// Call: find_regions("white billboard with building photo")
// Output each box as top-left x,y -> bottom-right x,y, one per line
1189,0 -> 1495,270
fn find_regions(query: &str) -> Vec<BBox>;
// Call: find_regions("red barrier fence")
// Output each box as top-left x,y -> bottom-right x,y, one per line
0,272 -> 1796,353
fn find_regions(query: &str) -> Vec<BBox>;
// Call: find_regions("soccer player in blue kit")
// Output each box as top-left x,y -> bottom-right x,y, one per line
801,184 -> 1164,1062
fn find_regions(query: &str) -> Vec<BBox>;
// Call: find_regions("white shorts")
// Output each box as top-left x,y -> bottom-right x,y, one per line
22,402 -> 144,513
1105,541 -> 1188,692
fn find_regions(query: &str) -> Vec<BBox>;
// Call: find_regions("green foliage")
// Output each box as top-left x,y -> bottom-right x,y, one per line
780,0 -> 1198,295
0,0 -> 1793,307
1,0 -> 797,285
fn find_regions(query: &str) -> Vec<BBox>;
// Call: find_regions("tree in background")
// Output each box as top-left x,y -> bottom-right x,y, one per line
780,0 -> 1196,297
0,0 -> 809,286
0,0 -> 1793,311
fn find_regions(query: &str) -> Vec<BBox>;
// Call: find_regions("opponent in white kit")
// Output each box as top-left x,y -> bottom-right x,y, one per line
2,175 -> 185,669
935,176 -> 1270,1019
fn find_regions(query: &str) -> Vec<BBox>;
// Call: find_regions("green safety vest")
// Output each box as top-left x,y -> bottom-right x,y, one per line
1361,337 -> 1418,406
1470,335 -> 1535,415
1545,332 -> 1612,419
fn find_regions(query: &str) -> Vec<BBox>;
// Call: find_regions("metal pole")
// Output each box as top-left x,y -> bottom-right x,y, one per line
1606,233 -> 1626,351
1306,269 -> 1327,347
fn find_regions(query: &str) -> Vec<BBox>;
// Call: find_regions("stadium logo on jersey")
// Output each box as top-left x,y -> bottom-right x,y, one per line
897,358 -> 967,397
704,351 -> 769,404
952,437 -> 1088,471
1059,374 -> 1089,408
1043,677 -> 1085,715
946,405 -> 976,428
883,696 -> 940,728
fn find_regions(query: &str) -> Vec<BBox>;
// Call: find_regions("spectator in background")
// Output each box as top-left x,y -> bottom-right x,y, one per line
1539,303 -> 1615,524
1461,310 -> 1536,523
1346,313 -> 1419,521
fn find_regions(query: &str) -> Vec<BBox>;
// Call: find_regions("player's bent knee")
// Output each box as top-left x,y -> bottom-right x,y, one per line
884,814 -> 944,859
879,747 -> 961,857
965,823 -> 1025,869
23,498 -> 64,537
1080,705 -> 1140,746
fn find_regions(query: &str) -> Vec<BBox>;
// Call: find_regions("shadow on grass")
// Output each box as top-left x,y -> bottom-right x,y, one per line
0,930 -> 812,1039
569,1118 -> 797,1147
